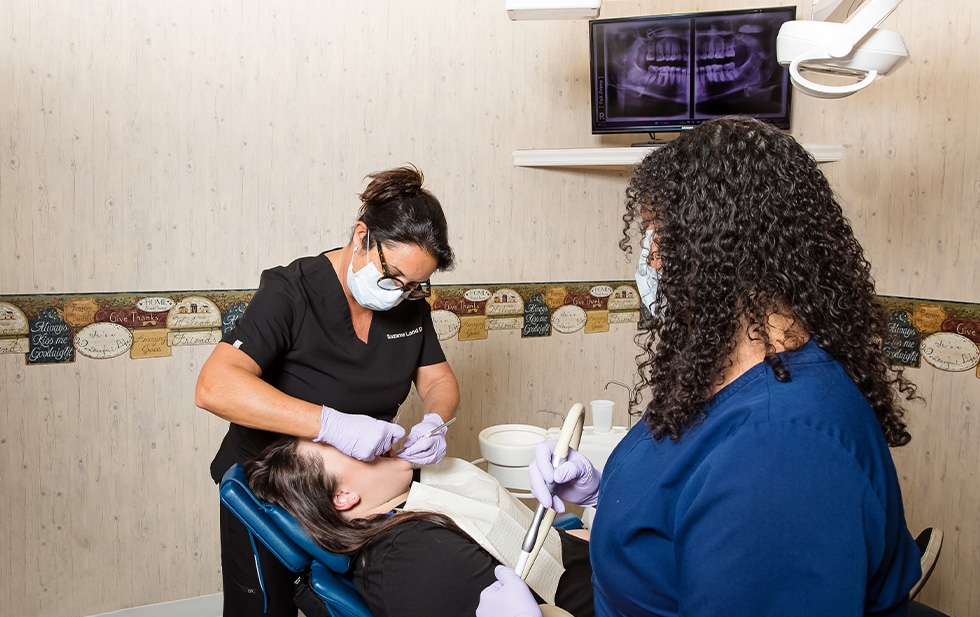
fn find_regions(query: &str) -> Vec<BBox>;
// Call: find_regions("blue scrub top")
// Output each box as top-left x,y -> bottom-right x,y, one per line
590,340 -> 921,617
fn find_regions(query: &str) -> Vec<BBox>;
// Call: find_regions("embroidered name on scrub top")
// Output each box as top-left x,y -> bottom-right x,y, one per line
387,326 -> 423,340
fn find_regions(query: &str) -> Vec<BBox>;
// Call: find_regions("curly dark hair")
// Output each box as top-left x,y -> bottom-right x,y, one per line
619,116 -> 917,447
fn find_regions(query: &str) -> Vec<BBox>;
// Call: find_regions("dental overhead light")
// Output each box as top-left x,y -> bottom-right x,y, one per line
776,0 -> 910,98
506,0 -> 601,21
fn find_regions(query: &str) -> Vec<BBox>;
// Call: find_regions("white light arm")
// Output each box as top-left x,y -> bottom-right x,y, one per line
830,0 -> 902,57
812,0 -> 847,22
777,0 -> 908,99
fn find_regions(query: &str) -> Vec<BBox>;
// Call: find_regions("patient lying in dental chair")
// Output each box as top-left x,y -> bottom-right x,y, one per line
244,437 -> 594,617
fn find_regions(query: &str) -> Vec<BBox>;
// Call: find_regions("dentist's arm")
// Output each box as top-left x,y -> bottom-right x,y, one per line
414,361 -> 460,423
195,342 -> 322,437
196,342 -> 404,460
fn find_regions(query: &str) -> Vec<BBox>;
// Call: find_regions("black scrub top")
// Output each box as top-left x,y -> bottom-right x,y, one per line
209,250 -> 447,482
352,522 -> 595,617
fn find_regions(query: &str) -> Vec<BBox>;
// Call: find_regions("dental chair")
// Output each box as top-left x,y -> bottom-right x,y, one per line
219,463 -> 374,617
910,527 -> 943,601
220,461 -> 585,617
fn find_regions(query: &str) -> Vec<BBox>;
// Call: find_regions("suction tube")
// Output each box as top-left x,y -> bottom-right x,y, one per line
515,403 -> 585,581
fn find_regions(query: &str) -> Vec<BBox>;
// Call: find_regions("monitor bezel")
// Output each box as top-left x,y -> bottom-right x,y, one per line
589,6 -> 797,135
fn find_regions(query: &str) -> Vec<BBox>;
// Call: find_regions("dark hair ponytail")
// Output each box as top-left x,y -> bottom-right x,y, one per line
357,165 -> 455,271
244,437 -> 466,556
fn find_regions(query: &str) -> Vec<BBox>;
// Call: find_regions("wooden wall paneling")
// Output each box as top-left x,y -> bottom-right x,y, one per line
146,3 -> 178,291
98,2 -> 124,294
174,355 -> 210,600
124,4 -> 150,293
288,5 -> 316,259
0,1 -> 15,291
65,363 -> 86,608
175,0 -> 201,290
149,359 -> 172,600
305,0 -> 336,253
893,366 -> 980,613
185,346 -> 227,595
214,4 -> 250,283
38,366 -> 67,608
939,370 -> 979,613
1,358 -> 31,612
33,1 -> 63,293
87,359 -> 116,609
65,0 -> 93,291
25,364 -> 45,614
270,5 -> 293,268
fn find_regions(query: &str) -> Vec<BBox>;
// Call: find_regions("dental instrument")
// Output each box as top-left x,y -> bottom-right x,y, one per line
515,403 -> 585,581
394,417 -> 457,456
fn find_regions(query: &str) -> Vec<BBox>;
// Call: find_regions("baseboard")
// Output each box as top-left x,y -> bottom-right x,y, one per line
85,593 -> 222,617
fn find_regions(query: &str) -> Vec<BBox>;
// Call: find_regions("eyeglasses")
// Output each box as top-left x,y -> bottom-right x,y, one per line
374,239 -> 431,300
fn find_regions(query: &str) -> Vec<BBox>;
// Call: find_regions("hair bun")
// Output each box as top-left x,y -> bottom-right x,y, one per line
361,165 -> 425,203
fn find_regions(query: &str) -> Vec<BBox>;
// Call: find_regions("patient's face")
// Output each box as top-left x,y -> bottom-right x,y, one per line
298,440 -> 414,508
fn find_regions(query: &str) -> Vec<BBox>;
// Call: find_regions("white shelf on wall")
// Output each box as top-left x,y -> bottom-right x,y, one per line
512,144 -> 844,170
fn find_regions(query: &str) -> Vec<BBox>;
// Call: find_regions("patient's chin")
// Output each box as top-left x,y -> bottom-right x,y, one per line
390,456 -> 414,476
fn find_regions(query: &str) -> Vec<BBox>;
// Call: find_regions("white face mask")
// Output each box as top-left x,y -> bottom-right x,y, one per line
635,230 -> 662,318
347,231 -> 409,311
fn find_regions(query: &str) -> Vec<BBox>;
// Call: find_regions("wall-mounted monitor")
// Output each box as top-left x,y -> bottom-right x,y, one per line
590,6 -> 796,138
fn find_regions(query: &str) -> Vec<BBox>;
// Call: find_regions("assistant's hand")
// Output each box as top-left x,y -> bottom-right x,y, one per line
314,405 -> 406,461
477,566 -> 543,617
529,442 -> 601,513
398,412 -> 449,465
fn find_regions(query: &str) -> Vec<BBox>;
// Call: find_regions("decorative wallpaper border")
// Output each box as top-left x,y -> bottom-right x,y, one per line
1,287 -> 978,378
878,296 -> 980,375
0,282 -> 641,366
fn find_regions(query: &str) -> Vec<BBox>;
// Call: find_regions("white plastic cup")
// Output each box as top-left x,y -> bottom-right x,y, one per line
590,399 -> 614,434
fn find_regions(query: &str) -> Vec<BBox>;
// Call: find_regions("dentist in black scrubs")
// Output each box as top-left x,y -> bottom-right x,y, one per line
196,165 -> 460,617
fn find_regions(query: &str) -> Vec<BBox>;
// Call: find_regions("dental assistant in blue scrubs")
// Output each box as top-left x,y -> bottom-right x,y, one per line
478,117 -> 922,617
196,166 -> 460,617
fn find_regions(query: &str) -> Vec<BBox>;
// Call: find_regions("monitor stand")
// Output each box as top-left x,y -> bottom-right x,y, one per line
630,133 -> 672,147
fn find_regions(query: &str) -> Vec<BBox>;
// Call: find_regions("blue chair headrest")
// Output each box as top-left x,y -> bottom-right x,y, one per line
220,464 -> 312,572
219,464 -> 351,574
265,503 -> 352,574
219,464 -> 373,617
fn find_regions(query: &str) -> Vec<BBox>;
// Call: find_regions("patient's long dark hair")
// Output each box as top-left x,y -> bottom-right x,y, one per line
244,438 -> 465,556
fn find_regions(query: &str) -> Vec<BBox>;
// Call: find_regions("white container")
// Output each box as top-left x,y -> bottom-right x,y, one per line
590,399 -> 614,433
478,424 -> 548,467
486,462 -> 535,491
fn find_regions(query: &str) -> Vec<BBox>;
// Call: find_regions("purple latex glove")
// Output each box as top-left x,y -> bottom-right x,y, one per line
476,566 -> 542,617
398,413 -> 449,465
528,441 -> 601,514
314,405 -> 406,461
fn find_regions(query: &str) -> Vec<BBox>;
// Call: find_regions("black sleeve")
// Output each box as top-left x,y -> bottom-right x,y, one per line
221,267 -> 306,372
417,301 -> 447,367
352,520 -> 499,617
556,529 -> 595,617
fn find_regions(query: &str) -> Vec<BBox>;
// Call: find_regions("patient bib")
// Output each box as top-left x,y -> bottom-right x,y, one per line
403,458 -> 566,604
